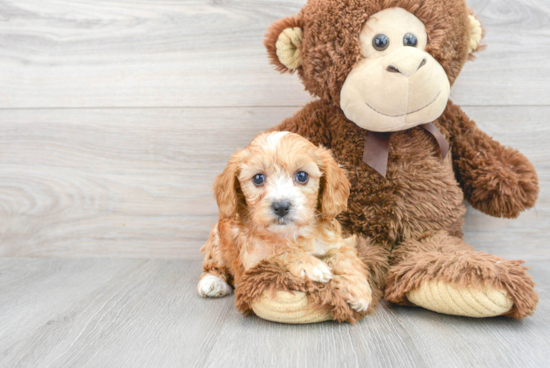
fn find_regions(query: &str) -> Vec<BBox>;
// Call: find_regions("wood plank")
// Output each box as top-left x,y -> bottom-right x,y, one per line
452,0 -> 550,106
0,258 -> 548,367
462,106 -> 550,260
0,106 -> 294,258
0,0 -> 548,108
0,106 -> 548,260
0,258 -> 236,367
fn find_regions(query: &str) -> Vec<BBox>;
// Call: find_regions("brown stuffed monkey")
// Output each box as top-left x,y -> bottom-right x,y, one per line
235,0 -> 540,323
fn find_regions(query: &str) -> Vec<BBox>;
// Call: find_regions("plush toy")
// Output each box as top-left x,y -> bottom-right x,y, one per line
235,0 -> 539,323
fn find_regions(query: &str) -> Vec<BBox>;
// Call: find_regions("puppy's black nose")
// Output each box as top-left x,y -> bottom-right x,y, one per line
272,201 -> 291,218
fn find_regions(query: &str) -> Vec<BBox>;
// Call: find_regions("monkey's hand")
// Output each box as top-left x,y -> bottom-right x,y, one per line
457,145 -> 539,218
441,102 -> 539,218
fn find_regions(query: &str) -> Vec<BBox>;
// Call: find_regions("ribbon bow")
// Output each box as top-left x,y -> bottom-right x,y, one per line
362,122 -> 449,177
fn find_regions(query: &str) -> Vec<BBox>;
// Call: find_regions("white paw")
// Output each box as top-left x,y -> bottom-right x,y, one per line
198,275 -> 232,298
301,263 -> 333,283
349,299 -> 370,312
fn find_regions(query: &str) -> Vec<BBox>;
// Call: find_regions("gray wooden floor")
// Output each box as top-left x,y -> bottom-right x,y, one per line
0,258 -> 549,368
1,0 -> 550,367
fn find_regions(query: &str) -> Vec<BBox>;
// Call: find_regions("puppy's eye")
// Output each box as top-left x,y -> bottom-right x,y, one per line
295,171 -> 309,184
403,33 -> 418,47
372,34 -> 389,51
252,174 -> 265,186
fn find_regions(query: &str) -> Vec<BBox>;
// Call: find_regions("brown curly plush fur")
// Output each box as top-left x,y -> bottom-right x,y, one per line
235,236 -> 384,323
385,231 -> 538,318
251,0 -> 540,320
235,235 -> 390,323
266,0 -> 472,103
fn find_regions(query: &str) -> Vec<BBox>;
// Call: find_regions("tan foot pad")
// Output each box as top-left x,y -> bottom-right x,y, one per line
251,290 -> 332,324
406,280 -> 514,318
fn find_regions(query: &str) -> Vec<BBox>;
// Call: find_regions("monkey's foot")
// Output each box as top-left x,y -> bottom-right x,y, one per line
406,280 -> 514,318
251,291 -> 332,324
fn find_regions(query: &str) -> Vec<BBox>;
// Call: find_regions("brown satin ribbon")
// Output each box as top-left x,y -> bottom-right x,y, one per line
362,122 -> 449,178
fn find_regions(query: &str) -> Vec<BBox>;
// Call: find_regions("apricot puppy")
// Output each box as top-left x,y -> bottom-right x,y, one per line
198,132 -> 372,312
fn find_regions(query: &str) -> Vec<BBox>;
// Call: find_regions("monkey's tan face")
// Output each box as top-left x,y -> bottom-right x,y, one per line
340,8 -> 451,132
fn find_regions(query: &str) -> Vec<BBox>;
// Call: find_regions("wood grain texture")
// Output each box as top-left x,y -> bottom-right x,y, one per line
0,106 -> 548,260
0,0 -> 549,108
0,258 -> 548,368
0,107 -> 292,258
0,1 -> 548,366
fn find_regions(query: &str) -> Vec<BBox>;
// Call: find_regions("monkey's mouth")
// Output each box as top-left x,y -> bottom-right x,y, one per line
365,90 -> 441,118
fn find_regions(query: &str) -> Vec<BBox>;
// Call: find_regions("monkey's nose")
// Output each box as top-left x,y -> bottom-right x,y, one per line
272,201 -> 291,218
386,58 -> 427,77
386,65 -> 401,73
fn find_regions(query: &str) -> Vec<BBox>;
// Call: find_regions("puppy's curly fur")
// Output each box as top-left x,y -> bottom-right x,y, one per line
199,132 -> 375,321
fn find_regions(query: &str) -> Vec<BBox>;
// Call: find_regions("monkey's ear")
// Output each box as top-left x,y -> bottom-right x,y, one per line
264,15 -> 304,73
467,12 -> 485,55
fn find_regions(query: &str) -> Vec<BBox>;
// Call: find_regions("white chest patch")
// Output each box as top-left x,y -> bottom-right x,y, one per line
311,238 -> 339,256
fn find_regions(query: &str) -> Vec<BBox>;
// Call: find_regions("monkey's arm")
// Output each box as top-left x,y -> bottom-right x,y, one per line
269,100 -> 332,147
440,102 -> 538,218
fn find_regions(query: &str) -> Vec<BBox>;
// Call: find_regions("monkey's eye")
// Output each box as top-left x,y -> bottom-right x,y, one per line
403,33 -> 418,47
372,34 -> 390,51
252,174 -> 265,186
296,171 -> 309,184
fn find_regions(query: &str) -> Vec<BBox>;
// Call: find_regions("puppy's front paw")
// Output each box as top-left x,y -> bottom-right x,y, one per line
301,262 -> 333,283
334,276 -> 372,312
348,297 -> 370,313
289,257 -> 333,283
198,274 -> 232,298
347,282 -> 372,312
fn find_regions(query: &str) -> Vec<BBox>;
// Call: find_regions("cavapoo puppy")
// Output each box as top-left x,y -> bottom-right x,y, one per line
198,132 -> 372,312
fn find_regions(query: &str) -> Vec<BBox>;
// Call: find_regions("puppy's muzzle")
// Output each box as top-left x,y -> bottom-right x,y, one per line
272,201 -> 291,218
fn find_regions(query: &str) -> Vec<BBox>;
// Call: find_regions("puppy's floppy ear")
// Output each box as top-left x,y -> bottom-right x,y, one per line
264,15 -> 304,73
467,12 -> 485,57
315,146 -> 350,220
213,152 -> 243,220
